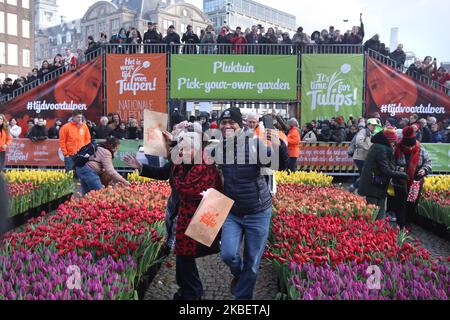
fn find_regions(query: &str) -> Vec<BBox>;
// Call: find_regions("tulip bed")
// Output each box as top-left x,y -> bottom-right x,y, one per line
418,176 -> 450,230
1,181 -> 171,300
266,183 -> 449,300
6,170 -> 75,218
1,170 -> 449,300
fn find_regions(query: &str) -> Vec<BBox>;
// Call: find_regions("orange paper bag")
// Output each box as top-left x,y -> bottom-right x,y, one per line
185,188 -> 235,247
143,109 -> 168,157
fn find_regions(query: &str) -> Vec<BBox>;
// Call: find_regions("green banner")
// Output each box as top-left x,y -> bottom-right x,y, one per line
170,55 -> 297,100
422,144 -> 450,173
113,140 -> 142,168
301,54 -> 364,126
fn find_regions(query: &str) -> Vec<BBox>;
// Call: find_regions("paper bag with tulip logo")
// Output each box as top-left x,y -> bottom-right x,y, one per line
185,188 -> 234,247
144,109 -> 168,157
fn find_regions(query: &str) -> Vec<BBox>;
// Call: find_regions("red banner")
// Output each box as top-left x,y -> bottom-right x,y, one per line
5,139 -> 64,167
366,57 -> 450,121
298,143 -> 355,168
0,57 -> 103,137
106,54 -> 167,122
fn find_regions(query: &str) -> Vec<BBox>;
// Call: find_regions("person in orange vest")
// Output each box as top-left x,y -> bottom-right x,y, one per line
59,110 -> 91,172
0,114 -> 12,171
286,118 -> 301,172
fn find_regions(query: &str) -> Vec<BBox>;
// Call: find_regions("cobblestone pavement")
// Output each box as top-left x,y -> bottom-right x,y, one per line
145,254 -> 278,300
408,224 -> 450,265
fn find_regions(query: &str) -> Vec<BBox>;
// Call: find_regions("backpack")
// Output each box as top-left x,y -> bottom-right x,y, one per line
73,141 -> 99,168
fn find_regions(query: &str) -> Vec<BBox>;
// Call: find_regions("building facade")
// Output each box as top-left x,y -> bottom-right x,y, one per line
203,0 -> 296,34
81,0 -> 212,46
0,0 -> 34,82
34,0 -> 57,31
35,18 -> 83,68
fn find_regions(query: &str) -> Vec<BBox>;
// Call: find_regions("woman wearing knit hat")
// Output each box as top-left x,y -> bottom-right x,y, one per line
358,127 -> 408,220
393,126 -> 432,230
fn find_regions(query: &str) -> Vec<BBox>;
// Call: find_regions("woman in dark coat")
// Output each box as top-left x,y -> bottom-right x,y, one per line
393,126 -> 432,230
358,127 -> 408,220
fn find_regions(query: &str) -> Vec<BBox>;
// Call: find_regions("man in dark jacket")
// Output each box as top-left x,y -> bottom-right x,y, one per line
330,117 -> 346,143
215,107 -> 288,300
390,44 -> 406,67
164,25 -> 181,53
346,17 -> 365,44
181,25 -> 200,54
144,22 -> 163,53
358,127 -> 408,220
48,119 -> 63,139
317,121 -> 332,142
93,116 -> 113,139
28,117 -> 48,141
418,118 -> 432,143
364,34 -> 380,52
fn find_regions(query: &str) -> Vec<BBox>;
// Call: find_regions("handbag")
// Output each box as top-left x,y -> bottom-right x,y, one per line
387,182 -> 395,197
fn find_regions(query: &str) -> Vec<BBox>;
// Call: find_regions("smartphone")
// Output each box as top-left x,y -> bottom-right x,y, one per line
262,115 -> 274,129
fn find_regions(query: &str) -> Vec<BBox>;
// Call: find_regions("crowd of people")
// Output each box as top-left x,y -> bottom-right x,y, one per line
0,48 -> 81,97
3,113 -> 144,142
301,114 -> 450,144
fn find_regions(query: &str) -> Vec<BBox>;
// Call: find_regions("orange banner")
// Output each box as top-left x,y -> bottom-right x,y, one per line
0,57 -> 103,137
5,139 -> 64,167
106,54 -> 167,122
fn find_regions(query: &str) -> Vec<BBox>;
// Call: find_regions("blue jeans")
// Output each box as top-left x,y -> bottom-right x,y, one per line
75,166 -> 103,196
64,156 -> 75,173
220,207 -> 272,300
0,151 -> 5,171
175,255 -> 203,300
288,157 -> 298,172
352,159 -> 365,189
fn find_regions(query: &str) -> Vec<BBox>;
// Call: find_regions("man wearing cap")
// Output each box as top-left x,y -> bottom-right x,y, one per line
144,22 -> 163,53
358,127 -> 408,220
214,107 -> 288,300
349,118 -> 378,192
164,25 -> 181,53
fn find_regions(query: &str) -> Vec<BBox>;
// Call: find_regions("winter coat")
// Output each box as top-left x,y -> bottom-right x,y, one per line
421,126 -> 432,143
143,30 -> 162,44
389,50 -> 406,66
287,127 -> 301,158
364,38 -> 380,52
28,125 -> 48,141
431,131 -> 444,143
353,128 -> 373,161
172,164 -> 222,256
181,32 -> 200,54
48,124 -> 61,139
331,125 -> 346,143
302,130 -> 317,143
126,127 -> 141,140
112,128 -> 126,140
358,132 -> 408,199
292,32 -> 309,45
231,36 -> 247,54
86,147 -> 128,186
93,125 -> 112,140
214,129 -> 286,216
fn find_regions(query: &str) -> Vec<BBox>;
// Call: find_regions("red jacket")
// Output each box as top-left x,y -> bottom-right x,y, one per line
231,36 -> 247,54
172,164 -> 222,257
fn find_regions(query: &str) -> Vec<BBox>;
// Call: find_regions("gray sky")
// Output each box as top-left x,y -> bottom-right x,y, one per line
58,0 -> 450,62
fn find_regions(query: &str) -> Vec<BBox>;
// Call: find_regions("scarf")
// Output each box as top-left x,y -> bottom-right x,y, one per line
395,141 -> 420,187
